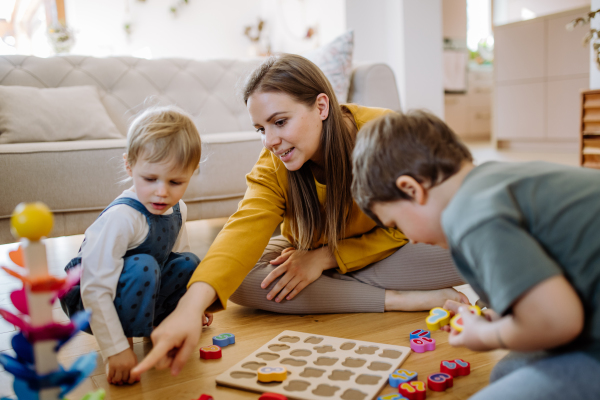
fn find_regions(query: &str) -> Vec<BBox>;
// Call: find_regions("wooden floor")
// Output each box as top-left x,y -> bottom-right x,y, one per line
2,143 -> 577,400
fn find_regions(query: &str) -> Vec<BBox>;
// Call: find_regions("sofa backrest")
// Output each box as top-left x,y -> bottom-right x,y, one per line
0,55 -> 262,136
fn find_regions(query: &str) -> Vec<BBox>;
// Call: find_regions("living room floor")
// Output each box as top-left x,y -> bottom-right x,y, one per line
0,142 -> 579,400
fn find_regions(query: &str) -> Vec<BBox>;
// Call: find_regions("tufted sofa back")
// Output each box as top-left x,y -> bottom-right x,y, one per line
0,55 -> 262,136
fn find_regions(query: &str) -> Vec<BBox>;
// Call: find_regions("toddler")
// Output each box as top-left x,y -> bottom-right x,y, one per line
351,111 -> 600,399
61,106 -> 211,385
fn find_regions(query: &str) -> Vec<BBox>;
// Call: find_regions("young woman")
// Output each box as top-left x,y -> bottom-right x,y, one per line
132,54 -> 467,376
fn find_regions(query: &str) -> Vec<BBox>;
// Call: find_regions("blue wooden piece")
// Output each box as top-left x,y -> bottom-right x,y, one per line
212,333 -> 235,347
409,329 -> 431,340
389,369 -> 418,388
377,394 -> 408,400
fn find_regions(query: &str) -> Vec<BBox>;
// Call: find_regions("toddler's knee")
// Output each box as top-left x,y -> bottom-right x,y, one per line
123,254 -> 160,286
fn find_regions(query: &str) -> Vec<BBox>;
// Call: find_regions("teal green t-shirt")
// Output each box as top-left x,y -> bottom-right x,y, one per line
442,161 -> 600,361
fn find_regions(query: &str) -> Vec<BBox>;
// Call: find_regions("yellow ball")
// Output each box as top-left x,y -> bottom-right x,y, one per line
10,202 -> 54,241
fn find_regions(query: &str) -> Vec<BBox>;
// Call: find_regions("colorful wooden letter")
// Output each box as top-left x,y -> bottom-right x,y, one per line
259,393 -> 288,400
389,369 -> 418,388
212,333 -> 235,347
257,366 -> 288,382
427,372 -> 454,392
195,395 -> 213,400
440,359 -> 471,376
199,345 -> 222,359
450,305 -> 482,332
410,337 -> 436,353
409,329 -> 431,340
426,307 -> 451,331
377,394 -> 408,400
398,381 -> 426,400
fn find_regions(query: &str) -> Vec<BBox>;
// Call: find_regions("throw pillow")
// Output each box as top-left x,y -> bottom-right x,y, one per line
305,31 -> 354,104
0,85 -> 122,144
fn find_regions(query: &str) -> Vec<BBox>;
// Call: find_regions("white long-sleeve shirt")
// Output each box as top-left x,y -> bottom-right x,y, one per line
78,189 -> 190,360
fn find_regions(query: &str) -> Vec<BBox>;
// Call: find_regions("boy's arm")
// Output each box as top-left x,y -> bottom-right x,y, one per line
449,217 -> 584,351
172,200 -> 191,253
80,207 -> 144,360
334,227 -> 408,273
449,275 -> 584,351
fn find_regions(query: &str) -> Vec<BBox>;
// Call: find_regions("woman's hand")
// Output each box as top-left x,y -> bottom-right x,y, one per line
261,247 -> 337,302
131,282 -> 216,379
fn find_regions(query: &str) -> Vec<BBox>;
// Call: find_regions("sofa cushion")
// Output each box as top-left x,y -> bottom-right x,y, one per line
0,85 -> 122,144
0,131 -> 263,219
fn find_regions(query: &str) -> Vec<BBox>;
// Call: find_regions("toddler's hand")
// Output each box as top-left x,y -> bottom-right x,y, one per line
448,306 -> 499,351
106,348 -> 139,385
203,312 -> 214,326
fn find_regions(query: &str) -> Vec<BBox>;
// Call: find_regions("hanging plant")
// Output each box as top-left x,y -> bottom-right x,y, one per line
567,9 -> 600,69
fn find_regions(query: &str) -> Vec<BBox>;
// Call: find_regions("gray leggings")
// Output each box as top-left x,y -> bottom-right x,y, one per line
229,235 -> 464,314
471,351 -> 600,399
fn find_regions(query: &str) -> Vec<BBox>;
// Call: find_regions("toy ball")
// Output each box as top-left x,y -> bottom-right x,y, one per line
11,202 -> 54,240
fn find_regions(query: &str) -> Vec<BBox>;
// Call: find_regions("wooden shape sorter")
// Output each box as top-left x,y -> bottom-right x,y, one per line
215,330 -> 411,400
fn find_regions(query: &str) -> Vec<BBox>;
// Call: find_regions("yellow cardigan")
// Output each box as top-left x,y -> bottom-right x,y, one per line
189,104 -> 408,310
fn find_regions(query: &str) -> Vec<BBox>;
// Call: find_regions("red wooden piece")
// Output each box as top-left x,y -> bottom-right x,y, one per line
194,395 -> 213,400
259,393 -> 288,400
398,381 -> 426,400
199,345 -> 222,359
440,359 -> 471,376
427,373 -> 454,392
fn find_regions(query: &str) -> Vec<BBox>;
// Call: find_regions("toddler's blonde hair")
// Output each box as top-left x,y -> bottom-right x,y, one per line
126,106 -> 201,171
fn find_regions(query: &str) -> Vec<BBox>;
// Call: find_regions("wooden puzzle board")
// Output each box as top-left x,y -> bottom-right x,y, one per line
215,330 -> 410,400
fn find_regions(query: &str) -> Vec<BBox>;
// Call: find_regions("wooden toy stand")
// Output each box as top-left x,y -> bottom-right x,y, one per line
215,330 -> 410,400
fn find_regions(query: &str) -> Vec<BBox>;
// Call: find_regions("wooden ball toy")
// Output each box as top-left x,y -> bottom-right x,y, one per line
410,337 -> 435,353
426,307 -> 451,331
440,359 -> 470,376
389,369 -> 418,388
427,372 -> 454,392
450,305 -> 482,332
199,345 -> 222,359
398,381 -> 426,400
409,329 -> 430,340
257,366 -> 287,383
11,202 -> 53,241
259,393 -> 288,400
213,332 -> 235,347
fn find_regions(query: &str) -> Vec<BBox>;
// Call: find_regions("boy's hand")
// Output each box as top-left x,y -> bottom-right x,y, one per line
447,306 -> 500,351
106,348 -> 139,385
203,312 -> 214,326
261,247 -> 337,302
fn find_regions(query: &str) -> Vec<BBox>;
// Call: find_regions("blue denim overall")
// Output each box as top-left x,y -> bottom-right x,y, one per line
60,197 -> 199,338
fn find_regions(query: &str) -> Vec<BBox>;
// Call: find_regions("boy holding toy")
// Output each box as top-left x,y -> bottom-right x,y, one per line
351,111 -> 600,399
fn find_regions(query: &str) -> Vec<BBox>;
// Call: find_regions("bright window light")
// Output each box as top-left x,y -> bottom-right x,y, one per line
0,0 -> 16,22
521,8 -> 537,20
467,0 -> 492,52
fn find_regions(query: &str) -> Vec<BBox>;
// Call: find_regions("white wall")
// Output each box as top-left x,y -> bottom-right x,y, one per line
65,0 -> 345,60
346,0 -> 444,117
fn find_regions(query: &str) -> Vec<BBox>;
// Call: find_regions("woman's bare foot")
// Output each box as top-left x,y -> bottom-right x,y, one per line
384,288 -> 470,311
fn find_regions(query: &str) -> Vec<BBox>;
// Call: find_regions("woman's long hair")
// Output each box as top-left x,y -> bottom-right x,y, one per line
243,54 -> 354,253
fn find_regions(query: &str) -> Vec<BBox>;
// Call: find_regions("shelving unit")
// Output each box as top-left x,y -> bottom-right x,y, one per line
580,89 -> 600,168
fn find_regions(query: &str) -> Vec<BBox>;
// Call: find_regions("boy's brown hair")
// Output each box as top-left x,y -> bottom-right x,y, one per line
352,110 -> 472,224
126,106 -> 201,172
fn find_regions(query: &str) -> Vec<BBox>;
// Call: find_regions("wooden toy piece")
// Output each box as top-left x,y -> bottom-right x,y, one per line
213,333 -> 235,347
426,307 -> 451,331
194,395 -> 213,400
398,381 -> 426,400
409,329 -> 430,340
427,372 -> 454,392
199,345 -> 222,359
9,245 -> 24,267
389,369 -> 418,388
259,393 -> 288,400
257,366 -> 287,383
440,359 -> 471,377
450,305 -> 483,332
377,394 -> 408,400
1,267 -> 66,292
410,337 -> 436,353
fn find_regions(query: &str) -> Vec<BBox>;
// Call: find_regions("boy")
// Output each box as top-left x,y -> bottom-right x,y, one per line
351,111 -> 600,399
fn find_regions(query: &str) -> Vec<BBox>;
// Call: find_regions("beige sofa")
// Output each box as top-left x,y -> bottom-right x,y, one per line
0,55 -> 400,244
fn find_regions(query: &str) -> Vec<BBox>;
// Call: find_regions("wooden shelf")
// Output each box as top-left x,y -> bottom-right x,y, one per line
580,90 -> 600,169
